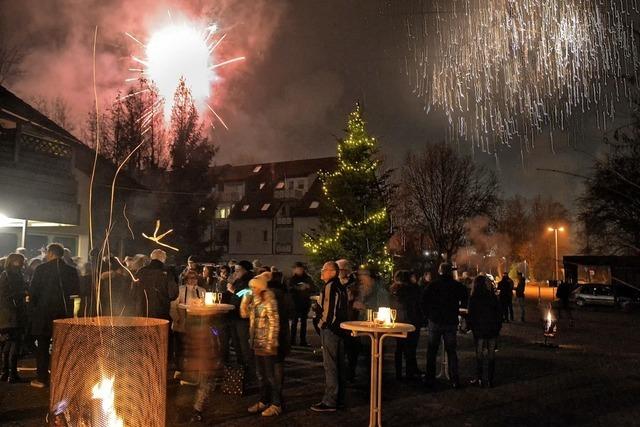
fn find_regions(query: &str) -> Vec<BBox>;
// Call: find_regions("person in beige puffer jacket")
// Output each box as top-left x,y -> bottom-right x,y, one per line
240,272 -> 281,417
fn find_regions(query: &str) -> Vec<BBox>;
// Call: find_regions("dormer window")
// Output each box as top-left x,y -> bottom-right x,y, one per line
275,181 -> 285,189
261,203 -> 271,211
259,182 -> 266,189
253,165 -> 262,173
309,201 -> 319,209
241,204 -> 250,212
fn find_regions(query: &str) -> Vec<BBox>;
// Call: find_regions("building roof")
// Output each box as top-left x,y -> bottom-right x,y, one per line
222,156 -> 336,220
213,156 -> 336,183
0,85 -> 142,189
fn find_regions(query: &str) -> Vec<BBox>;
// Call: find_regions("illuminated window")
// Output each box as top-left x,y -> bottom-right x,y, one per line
241,204 -> 250,212
253,165 -> 262,173
259,182 -> 266,189
309,201 -> 319,209
215,206 -> 231,219
261,203 -> 271,211
275,181 -> 285,189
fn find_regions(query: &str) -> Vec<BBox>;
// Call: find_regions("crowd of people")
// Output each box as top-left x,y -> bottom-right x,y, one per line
0,243 -> 532,421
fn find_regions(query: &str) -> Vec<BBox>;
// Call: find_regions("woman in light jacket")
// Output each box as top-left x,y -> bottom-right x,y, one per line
240,272 -> 281,417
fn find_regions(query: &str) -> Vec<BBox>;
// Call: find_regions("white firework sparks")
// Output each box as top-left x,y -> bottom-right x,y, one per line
403,0 -> 639,152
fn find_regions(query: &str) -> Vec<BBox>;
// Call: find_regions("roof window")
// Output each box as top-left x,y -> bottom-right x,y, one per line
253,165 -> 262,173
241,204 -> 250,212
261,203 -> 271,211
309,201 -> 320,209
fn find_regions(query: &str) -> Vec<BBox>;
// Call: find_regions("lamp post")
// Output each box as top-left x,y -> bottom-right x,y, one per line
547,226 -> 565,283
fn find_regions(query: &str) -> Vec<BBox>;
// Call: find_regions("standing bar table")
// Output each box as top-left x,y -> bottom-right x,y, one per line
341,321 -> 415,427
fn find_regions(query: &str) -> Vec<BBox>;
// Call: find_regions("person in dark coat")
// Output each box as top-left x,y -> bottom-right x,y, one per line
225,260 -> 254,376
466,274 -> 502,387
98,258 -> 135,317
29,243 -> 79,387
390,270 -> 422,380
0,254 -> 27,383
268,271 -> 295,407
421,262 -> 468,388
515,272 -> 526,322
135,249 -> 178,320
288,261 -> 316,347
497,273 -> 514,322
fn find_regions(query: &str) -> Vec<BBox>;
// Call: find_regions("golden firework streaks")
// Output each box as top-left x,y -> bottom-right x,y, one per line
404,0 -> 640,150
142,219 -> 179,251
122,203 -> 135,239
114,256 -> 139,283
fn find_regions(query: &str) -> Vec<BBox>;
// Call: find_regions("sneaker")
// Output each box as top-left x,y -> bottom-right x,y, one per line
173,370 -> 182,380
30,379 -> 47,388
247,402 -> 268,414
180,379 -> 199,386
189,410 -> 203,423
261,405 -> 282,417
310,402 -> 336,412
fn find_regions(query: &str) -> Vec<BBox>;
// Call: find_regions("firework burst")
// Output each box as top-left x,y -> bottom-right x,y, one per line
127,13 -> 245,126
403,0 -> 639,153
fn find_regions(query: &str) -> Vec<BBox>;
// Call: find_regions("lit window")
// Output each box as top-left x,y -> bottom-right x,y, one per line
309,201 -> 319,209
253,165 -> 262,173
259,182 -> 266,189
261,203 -> 271,211
275,181 -> 285,189
241,204 -> 250,212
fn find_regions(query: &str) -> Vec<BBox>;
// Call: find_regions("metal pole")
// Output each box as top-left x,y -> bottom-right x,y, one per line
21,219 -> 27,248
554,229 -> 559,283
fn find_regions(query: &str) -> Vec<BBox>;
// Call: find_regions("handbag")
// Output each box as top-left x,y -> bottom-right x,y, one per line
220,365 -> 245,395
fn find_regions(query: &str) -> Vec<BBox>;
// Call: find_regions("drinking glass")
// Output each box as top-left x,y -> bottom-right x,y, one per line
367,309 -> 373,323
391,309 -> 397,326
217,293 -> 223,304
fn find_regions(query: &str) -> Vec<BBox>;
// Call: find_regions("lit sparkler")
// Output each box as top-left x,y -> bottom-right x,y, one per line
142,219 -> 179,251
403,0 -> 639,151
127,14 -> 245,125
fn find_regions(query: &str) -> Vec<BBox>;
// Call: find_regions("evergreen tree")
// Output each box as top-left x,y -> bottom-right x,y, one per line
304,104 -> 393,275
164,78 -> 217,260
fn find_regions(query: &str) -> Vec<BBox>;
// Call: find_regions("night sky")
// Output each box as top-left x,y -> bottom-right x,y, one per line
1,0 -> 629,204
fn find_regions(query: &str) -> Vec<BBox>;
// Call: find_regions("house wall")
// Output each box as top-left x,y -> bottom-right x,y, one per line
229,218 -> 273,256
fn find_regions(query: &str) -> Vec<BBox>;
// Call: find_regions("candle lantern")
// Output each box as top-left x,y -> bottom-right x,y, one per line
377,307 -> 392,326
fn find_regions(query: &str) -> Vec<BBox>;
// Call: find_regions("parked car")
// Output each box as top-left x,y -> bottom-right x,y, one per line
570,285 -> 616,307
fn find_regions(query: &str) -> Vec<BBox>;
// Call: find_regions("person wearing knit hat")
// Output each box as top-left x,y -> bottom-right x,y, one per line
240,272 -> 282,417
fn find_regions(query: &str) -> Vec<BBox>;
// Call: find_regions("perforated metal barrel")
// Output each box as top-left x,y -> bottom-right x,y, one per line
50,317 -> 169,427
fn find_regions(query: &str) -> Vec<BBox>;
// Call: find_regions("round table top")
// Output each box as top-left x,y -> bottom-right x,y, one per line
180,303 -> 234,316
340,320 -> 415,334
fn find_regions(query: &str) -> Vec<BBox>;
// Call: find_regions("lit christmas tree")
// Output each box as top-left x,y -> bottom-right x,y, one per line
304,104 -> 394,275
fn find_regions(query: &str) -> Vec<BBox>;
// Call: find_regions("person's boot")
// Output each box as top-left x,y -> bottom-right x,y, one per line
487,360 -> 495,388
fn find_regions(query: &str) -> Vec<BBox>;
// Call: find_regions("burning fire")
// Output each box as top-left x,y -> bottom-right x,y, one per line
92,376 -> 124,427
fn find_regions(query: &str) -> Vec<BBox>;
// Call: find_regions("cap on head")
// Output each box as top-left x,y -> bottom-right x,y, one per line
238,260 -> 253,272
439,262 -> 454,277
150,249 -> 167,263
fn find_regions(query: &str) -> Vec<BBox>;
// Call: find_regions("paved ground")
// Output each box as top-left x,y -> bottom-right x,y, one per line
2,297 -> 640,426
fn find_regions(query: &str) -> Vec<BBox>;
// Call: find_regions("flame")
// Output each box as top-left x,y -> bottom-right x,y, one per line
546,311 -> 553,323
92,376 -> 124,427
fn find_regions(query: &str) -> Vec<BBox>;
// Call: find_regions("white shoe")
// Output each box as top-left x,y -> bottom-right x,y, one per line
30,379 -> 47,388
173,370 -> 182,379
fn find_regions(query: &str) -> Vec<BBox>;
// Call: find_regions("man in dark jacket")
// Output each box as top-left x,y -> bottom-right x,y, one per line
515,272 -> 526,322
288,261 -> 316,346
311,261 -> 348,412
135,249 -> 178,320
226,260 -> 254,375
421,263 -> 467,388
497,273 -> 514,322
29,243 -> 79,387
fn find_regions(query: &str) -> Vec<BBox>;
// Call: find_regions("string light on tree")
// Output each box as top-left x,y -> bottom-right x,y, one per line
304,104 -> 394,275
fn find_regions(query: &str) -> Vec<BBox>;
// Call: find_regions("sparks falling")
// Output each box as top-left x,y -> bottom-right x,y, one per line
403,0 -> 639,152
127,15 -> 245,125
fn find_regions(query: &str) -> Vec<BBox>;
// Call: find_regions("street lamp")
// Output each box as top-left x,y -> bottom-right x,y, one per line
547,226 -> 565,283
